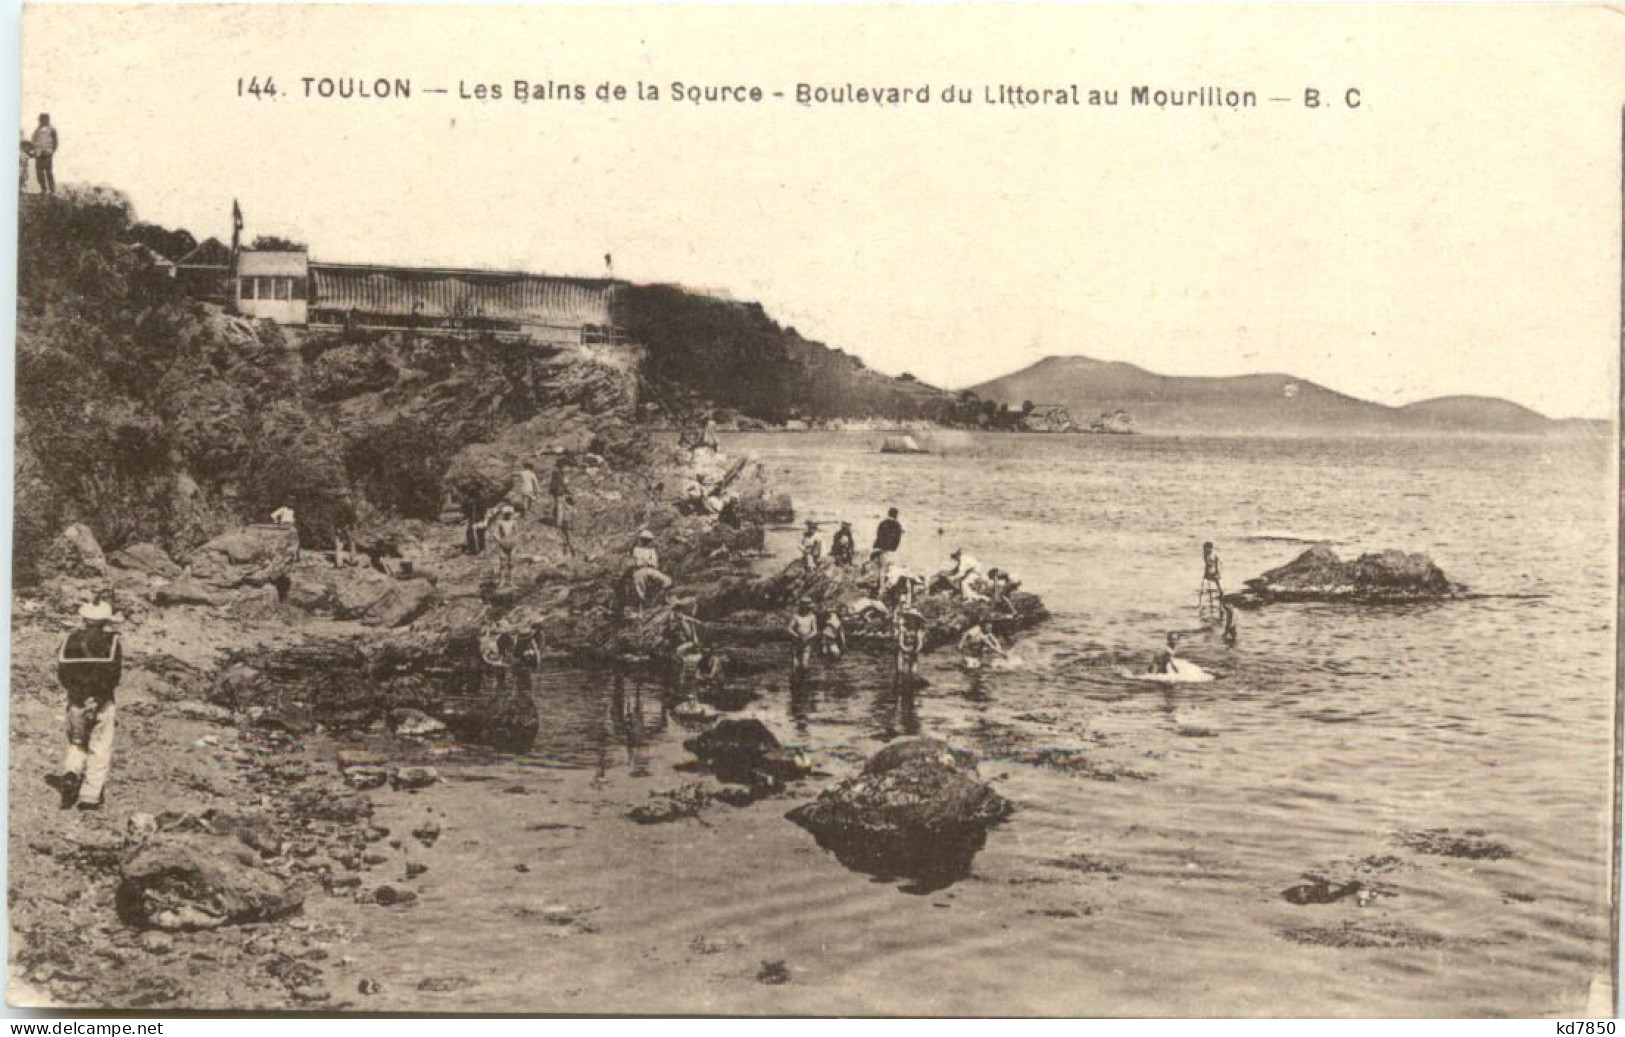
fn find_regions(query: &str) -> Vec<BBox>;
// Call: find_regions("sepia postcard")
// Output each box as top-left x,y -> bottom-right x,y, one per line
7,3 -> 1622,1018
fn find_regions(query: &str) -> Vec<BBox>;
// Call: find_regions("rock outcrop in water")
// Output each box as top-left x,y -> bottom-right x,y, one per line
683,719 -> 810,787
786,737 -> 1014,891
698,561 -> 1048,655
1227,545 -> 1465,608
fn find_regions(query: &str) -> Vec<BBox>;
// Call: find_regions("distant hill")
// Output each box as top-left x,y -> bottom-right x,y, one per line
969,355 -> 1598,435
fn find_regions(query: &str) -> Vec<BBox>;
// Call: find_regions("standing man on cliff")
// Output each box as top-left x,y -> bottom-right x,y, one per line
549,459 -> 575,557
30,114 -> 57,196
50,600 -> 122,810
872,507 -> 904,593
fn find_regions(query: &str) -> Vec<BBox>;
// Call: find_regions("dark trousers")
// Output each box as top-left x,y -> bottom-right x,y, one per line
34,153 -> 53,194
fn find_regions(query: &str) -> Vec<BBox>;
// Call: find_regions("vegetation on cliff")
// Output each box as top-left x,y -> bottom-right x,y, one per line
14,190 -> 643,583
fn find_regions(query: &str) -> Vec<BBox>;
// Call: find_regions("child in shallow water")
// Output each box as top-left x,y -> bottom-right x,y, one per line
818,607 -> 846,660
1152,631 -> 1182,674
958,621 -> 1007,669
788,599 -> 819,674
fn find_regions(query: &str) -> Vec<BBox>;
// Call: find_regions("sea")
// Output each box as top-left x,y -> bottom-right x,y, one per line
349,430 -> 1620,1017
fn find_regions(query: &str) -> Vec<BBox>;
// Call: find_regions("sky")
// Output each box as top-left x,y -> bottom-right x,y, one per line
20,4 -> 1625,419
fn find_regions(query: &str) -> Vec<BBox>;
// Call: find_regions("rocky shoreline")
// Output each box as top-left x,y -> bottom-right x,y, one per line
10,432 -> 1048,1010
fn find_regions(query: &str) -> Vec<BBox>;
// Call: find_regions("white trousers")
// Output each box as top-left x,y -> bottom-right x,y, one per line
62,700 -> 116,803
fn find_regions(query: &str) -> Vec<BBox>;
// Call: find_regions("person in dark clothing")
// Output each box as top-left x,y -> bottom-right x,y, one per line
872,508 -> 903,593
30,114 -> 56,195
51,600 -> 123,809
464,490 -> 487,555
874,507 -> 903,554
831,521 -> 856,567
548,462 -> 575,556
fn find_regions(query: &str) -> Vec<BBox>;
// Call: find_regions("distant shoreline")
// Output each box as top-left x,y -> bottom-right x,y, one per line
650,424 -> 1612,441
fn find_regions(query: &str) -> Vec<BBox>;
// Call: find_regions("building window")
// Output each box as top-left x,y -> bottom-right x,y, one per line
240,277 -> 256,300
291,277 -> 307,301
275,277 -> 292,301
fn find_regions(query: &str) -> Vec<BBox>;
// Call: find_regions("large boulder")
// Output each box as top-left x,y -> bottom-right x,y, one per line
116,835 -> 304,931
187,526 -> 297,591
284,567 -> 427,623
152,575 -> 229,608
787,738 -> 1013,890
283,570 -> 340,613
359,578 -> 438,628
108,541 -> 182,578
196,526 -> 298,567
331,568 -> 396,619
1229,546 -> 1465,608
39,523 -> 108,579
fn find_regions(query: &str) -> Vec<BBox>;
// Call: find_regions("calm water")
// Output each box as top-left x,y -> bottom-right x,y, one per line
361,431 -> 1619,1016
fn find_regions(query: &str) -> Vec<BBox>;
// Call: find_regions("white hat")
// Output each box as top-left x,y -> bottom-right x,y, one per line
78,600 -> 116,622
638,529 -> 655,540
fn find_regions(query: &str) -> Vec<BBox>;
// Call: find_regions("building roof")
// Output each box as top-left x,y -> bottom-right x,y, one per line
309,262 -> 619,326
176,237 -> 231,268
126,243 -> 175,270
238,250 -> 309,277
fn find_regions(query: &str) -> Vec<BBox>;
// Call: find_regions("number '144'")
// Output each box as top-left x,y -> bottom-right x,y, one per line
238,76 -> 278,98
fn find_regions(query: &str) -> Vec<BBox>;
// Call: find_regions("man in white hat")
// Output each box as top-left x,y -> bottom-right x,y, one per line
51,599 -> 123,810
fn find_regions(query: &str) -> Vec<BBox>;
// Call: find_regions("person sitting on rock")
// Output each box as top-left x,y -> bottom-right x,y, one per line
818,606 -> 847,660
830,521 -> 856,567
935,548 -> 983,600
881,561 -> 925,613
894,608 -> 926,678
1152,631 -> 1182,675
958,620 -> 1007,668
799,521 -> 823,572
627,530 -> 673,614
788,599 -> 819,675
668,597 -> 705,657
50,600 -> 123,810
681,476 -> 708,516
986,567 -> 1020,616
518,620 -> 546,672
666,597 -> 710,688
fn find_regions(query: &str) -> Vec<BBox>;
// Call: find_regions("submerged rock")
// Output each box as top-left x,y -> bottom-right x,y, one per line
787,737 -> 1014,891
117,836 -> 304,931
1228,546 -> 1465,608
683,718 -> 807,786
